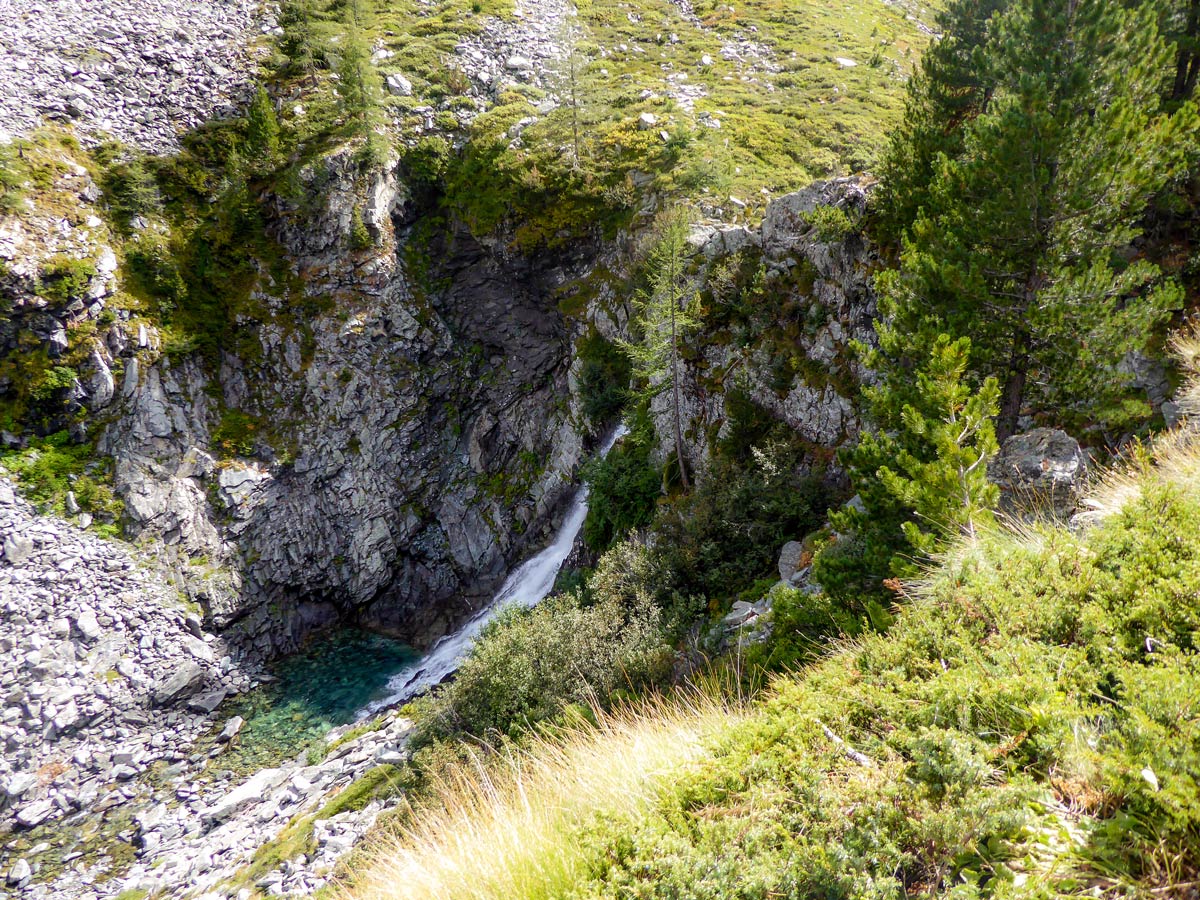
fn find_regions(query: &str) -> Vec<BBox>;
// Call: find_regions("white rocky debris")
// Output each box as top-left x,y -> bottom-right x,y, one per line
0,0 -> 267,153
0,474 -> 419,898
0,477 -> 258,890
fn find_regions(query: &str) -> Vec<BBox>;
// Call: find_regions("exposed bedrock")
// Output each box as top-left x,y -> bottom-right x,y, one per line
98,150 -> 592,656
2,147 -> 882,662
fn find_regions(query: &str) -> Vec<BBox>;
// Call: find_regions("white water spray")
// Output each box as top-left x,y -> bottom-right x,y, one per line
359,424 -> 629,716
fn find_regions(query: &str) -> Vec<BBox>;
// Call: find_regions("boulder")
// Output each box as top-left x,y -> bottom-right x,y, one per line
777,541 -> 804,583
3,533 -> 33,565
2,772 -> 38,802
6,858 -> 31,888
186,688 -> 227,714
87,346 -> 115,409
15,798 -> 55,828
151,660 -> 207,706
203,767 -> 288,826
988,428 -> 1087,520
385,72 -> 413,96
216,715 -> 244,744
74,609 -> 102,642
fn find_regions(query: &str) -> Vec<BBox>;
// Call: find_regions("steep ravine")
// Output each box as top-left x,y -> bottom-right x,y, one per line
92,149 -> 606,658
1,131 -> 886,896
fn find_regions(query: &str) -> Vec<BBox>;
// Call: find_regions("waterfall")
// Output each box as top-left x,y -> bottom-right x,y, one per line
359,424 -> 629,716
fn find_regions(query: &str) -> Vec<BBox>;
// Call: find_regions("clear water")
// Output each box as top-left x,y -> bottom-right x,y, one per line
213,629 -> 418,775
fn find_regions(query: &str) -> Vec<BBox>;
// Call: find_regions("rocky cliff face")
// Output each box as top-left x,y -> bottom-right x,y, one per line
647,177 -> 878,475
88,148 -> 597,656
1,141 -> 881,662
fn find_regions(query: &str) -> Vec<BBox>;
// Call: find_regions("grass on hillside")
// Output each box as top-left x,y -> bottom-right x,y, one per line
340,694 -> 741,900
259,0 -> 938,249
334,418 -> 1200,899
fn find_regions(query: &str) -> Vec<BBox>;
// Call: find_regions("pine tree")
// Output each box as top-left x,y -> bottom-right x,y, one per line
246,85 -> 280,163
621,207 -> 702,491
877,0 -> 1195,440
814,336 -> 999,603
875,0 -> 1011,242
279,0 -> 324,82
874,336 -> 1000,555
1163,0 -> 1200,102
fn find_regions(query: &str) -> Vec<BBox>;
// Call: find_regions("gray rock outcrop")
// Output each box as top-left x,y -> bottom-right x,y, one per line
89,146 -> 589,656
988,427 -> 1089,520
642,177 -> 878,475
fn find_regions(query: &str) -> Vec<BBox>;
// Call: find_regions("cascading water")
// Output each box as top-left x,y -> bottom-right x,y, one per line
359,423 -> 629,716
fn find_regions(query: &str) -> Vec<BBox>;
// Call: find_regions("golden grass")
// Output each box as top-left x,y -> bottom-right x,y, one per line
1080,324 -> 1200,523
336,692 -> 741,900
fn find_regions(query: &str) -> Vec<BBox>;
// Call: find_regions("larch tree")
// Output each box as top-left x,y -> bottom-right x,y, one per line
553,8 -> 590,168
337,0 -> 378,135
246,85 -> 280,163
622,206 -> 702,491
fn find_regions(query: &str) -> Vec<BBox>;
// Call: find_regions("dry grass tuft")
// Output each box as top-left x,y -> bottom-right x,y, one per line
335,692 -> 740,900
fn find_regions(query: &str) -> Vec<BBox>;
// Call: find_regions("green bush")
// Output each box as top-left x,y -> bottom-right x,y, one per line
803,204 -> 857,242
656,442 -> 831,602
29,365 -> 78,402
246,85 -> 281,163
565,476 -> 1200,899
428,556 -> 673,738
212,408 -> 261,458
576,332 -> 631,428
35,255 -> 96,304
582,422 -> 659,552
1,431 -> 122,520
753,581 -> 863,669
125,232 -> 187,314
101,156 -> 162,230
403,135 -> 453,186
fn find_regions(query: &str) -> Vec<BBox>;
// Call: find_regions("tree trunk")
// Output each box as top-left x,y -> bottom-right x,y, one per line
1173,0 -> 1200,101
670,292 -> 690,491
997,329 -> 1029,442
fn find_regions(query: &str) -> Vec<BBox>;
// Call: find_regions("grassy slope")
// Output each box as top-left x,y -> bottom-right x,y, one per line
331,0 -> 940,241
337,431 -> 1200,900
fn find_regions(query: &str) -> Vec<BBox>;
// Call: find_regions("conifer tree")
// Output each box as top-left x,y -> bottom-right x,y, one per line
246,85 -> 280,163
874,336 -> 999,555
553,8 -> 590,167
622,207 -> 702,491
875,0 -> 1011,242
279,0 -> 324,82
338,26 -> 374,128
814,336 -> 999,603
878,0 -> 1195,440
1165,0 -> 1200,101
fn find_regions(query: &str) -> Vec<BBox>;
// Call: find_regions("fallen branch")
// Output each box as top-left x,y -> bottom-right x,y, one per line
818,720 -> 873,767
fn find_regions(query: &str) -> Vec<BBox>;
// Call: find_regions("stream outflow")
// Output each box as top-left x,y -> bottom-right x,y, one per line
360,424 -> 629,716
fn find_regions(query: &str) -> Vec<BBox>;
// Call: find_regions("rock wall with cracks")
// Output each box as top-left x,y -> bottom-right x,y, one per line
645,177 -> 879,477
0,147 -> 878,665
96,148 -> 592,656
